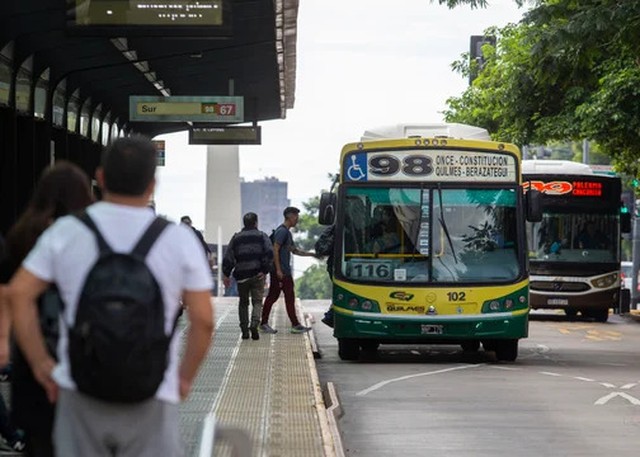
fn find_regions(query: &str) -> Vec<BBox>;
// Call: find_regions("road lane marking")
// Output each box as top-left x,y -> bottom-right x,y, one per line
574,377 -> 595,382
621,383 -> 638,390
540,371 -> 562,377
355,364 -> 485,397
491,366 -> 521,371
594,392 -> 640,406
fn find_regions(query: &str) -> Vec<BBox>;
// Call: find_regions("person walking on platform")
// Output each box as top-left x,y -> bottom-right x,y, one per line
222,212 -> 273,341
260,207 -> 316,334
7,137 -> 214,457
0,161 -> 93,457
180,215 -> 213,267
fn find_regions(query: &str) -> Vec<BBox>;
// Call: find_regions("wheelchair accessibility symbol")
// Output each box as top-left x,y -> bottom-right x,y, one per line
346,154 -> 367,181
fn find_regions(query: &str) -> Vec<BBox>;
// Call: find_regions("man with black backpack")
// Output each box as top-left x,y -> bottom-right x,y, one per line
260,206 -> 317,334
8,137 -> 214,457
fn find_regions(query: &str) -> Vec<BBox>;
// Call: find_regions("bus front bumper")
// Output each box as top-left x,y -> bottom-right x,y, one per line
332,307 -> 529,341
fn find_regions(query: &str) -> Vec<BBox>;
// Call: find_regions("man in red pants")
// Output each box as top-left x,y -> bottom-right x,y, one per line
260,207 -> 317,334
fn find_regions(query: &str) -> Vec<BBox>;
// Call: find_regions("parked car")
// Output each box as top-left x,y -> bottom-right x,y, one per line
621,261 -> 633,290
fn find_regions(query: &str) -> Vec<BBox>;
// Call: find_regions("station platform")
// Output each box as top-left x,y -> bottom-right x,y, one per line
179,297 -> 339,457
0,297 -> 339,457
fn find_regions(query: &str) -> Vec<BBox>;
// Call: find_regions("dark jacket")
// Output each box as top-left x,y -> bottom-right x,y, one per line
223,228 -> 273,281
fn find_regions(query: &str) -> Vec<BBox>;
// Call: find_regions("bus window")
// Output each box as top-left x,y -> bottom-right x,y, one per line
432,189 -> 519,283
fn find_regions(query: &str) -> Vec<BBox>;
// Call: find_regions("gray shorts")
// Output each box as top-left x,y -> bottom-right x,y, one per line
54,388 -> 183,457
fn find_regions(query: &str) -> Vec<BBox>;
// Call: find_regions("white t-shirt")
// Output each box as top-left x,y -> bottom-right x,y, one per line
23,202 -> 213,404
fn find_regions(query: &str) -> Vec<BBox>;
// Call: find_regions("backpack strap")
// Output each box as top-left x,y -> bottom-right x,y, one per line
75,211 -> 112,255
131,217 -> 171,259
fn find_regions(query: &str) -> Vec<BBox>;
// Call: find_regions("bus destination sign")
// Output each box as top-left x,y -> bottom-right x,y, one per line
129,96 -> 244,123
343,150 -> 517,183
523,180 -> 603,197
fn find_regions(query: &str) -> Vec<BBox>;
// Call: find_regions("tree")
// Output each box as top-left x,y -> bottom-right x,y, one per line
294,196 -> 325,251
443,1 -> 640,177
296,263 -> 332,299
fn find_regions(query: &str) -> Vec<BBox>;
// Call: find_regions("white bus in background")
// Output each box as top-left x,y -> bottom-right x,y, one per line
523,160 -> 631,322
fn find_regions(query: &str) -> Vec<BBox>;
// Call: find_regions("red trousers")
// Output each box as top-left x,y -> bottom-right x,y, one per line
261,274 -> 300,327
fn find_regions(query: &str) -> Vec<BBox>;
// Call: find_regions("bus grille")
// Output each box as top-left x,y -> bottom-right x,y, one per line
530,281 -> 590,292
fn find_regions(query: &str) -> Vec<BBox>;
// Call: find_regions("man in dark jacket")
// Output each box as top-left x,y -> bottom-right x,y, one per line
223,213 -> 273,340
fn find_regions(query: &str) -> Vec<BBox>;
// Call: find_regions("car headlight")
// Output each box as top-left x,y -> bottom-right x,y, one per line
592,273 -> 618,288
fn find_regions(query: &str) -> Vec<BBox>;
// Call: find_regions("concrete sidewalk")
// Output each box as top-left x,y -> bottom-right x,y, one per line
179,297 -> 338,457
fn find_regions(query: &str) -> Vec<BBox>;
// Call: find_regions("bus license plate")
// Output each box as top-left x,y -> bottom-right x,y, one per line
547,298 -> 568,305
421,324 -> 443,335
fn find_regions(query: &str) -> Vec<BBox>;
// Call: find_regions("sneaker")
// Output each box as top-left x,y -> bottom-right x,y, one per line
259,324 -> 278,334
250,327 -> 260,340
291,324 -> 311,334
241,329 -> 250,340
7,430 -> 25,452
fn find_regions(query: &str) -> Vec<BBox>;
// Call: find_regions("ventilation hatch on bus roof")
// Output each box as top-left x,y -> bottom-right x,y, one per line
361,123 -> 491,141
522,160 -> 594,175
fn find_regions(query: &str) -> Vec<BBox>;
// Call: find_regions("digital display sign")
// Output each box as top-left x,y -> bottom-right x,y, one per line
189,126 -> 261,145
129,96 -> 244,123
66,1 -> 232,36
523,180 -> 603,197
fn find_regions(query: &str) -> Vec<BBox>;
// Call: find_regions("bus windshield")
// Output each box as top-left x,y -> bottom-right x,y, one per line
528,213 -> 619,263
340,186 -> 520,284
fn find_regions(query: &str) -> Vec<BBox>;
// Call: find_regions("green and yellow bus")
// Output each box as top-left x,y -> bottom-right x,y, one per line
319,123 -> 541,361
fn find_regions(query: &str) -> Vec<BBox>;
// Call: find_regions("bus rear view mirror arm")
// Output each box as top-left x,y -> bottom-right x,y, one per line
526,188 -> 542,222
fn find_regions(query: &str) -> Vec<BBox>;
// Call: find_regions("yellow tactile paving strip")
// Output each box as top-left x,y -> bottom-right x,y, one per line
212,301 -> 329,457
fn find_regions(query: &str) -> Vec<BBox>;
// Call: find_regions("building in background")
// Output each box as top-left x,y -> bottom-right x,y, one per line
241,177 -> 290,233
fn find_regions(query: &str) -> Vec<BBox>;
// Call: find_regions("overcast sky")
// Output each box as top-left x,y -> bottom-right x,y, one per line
153,0 -> 527,229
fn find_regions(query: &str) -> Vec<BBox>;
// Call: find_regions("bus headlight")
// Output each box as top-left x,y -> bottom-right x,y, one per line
348,298 -> 359,308
489,300 -> 501,311
592,273 -> 618,289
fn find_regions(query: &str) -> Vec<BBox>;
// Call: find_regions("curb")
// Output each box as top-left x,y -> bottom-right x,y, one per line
323,382 -> 346,457
305,312 -> 322,359
299,300 -> 339,457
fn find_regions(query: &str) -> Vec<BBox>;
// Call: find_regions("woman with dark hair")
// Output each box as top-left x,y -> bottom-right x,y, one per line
0,161 -> 92,457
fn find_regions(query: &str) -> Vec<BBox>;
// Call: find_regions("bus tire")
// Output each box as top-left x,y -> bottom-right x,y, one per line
482,340 -> 497,352
338,338 -> 360,360
360,341 -> 380,353
461,340 -> 480,352
495,339 -> 518,362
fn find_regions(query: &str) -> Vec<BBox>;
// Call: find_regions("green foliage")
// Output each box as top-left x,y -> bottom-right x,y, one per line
294,195 -> 326,251
296,263 -> 332,299
443,1 -> 640,178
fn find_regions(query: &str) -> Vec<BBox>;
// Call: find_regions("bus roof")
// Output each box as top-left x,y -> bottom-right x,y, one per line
522,160 -> 595,176
361,123 -> 491,141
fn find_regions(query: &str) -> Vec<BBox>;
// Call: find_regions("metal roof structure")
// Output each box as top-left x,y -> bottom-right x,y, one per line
0,0 -> 299,136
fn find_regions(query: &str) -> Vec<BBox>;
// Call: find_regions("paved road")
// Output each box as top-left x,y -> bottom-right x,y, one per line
304,300 -> 640,457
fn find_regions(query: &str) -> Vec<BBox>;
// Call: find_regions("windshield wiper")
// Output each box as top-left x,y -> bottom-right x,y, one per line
437,183 -> 458,264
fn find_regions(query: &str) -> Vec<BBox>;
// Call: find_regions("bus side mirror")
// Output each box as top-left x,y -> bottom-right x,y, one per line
526,188 -> 542,222
319,192 -> 336,225
621,212 -> 631,234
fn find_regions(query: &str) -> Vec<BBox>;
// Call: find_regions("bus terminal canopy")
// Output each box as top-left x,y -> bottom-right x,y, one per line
0,0 -> 299,137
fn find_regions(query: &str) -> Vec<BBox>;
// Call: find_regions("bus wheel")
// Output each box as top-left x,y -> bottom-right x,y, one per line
495,339 -> 518,362
461,340 -> 480,352
564,308 -> 578,319
481,340 -> 497,352
338,338 -> 360,361
360,341 -> 380,353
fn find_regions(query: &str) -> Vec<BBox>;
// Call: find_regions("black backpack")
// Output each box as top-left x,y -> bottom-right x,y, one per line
69,212 -> 175,403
